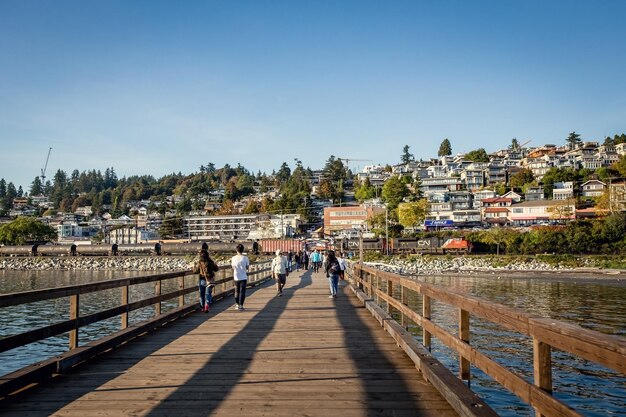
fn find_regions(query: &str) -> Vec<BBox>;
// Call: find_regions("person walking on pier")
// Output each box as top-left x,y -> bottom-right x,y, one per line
231,244 -> 250,310
311,249 -> 322,272
338,252 -> 346,282
271,249 -> 289,296
325,250 -> 341,298
193,249 -> 219,313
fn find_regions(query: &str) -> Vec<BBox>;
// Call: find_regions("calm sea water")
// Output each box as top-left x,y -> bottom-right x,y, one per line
0,269 -> 624,416
395,272 -> 626,417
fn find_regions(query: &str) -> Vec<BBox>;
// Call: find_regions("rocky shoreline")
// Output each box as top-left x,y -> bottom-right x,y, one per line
0,256 -> 196,272
1,255 -> 623,278
366,256 -> 624,279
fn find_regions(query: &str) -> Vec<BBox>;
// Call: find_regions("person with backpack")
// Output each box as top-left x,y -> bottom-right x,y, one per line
193,249 -> 219,313
271,249 -> 289,296
325,250 -> 341,298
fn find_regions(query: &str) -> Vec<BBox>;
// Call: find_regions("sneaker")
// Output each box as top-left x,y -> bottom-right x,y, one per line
333,294 -> 337,298
329,295 -> 334,298
239,306 -> 245,311
203,305 -> 209,313
278,292 -> 283,297
235,304 -> 240,310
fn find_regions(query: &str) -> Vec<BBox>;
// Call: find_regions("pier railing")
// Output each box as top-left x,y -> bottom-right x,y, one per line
349,263 -> 626,417
0,260 -> 271,398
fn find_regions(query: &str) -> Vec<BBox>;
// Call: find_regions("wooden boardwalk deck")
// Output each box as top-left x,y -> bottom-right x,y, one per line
1,269 -> 458,417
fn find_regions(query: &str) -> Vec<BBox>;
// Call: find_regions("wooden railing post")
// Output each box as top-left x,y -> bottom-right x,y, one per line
459,308 -> 470,381
178,275 -> 185,307
69,294 -> 79,350
533,338 -> 553,417
357,264 -> 363,291
154,280 -> 162,316
423,294 -> 431,351
121,285 -> 129,329
386,277 -> 393,314
401,284 -> 408,329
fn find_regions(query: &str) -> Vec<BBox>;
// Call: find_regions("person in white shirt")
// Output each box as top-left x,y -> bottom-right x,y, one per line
271,249 -> 289,296
230,244 -> 250,310
338,252 -> 347,281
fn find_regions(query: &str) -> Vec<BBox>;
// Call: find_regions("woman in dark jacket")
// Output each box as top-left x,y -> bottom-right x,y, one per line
193,249 -> 218,312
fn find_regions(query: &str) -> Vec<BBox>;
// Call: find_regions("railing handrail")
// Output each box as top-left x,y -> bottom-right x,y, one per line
350,263 -> 626,417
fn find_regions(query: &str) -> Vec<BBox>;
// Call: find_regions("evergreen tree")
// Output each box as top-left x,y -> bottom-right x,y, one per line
30,176 -> 43,195
438,138 -> 452,156
400,145 -> 414,164
566,131 -> 582,150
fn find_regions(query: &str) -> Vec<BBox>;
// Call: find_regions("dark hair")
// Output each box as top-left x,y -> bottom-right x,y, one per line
199,249 -> 209,262
236,244 -> 244,253
327,250 -> 337,262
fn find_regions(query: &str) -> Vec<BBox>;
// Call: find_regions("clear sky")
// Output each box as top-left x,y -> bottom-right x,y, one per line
1,0 -> 625,191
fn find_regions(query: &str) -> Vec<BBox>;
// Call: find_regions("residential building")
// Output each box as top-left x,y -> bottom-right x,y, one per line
481,197 -> 513,226
323,205 -> 385,235
184,214 -> 270,241
580,180 -> 606,199
509,200 -> 576,226
552,182 -> 575,200
524,186 -> 545,201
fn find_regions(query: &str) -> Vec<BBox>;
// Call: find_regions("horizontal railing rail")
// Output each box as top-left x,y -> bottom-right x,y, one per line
349,263 -> 626,417
0,260 -> 271,398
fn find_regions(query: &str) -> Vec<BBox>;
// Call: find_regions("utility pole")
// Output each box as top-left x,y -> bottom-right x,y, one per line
385,207 -> 389,255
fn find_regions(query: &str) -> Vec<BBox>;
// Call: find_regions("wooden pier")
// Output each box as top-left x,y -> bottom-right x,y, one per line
0,269 -> 472,417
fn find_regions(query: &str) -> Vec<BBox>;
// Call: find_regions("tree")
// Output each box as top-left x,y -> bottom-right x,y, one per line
438,139 -> 452,157
566,131 -> 582,150
465,148 -> 489,162
0,217 -> 57,245
481,227 -> 517,255
354,177 -> 376,201
510,138 -> 520,152
30,176 -> 43,195
400,145 -> 414,164
381,176 -> 409,210
509,168 -> 535,189
397,200 -> 429,231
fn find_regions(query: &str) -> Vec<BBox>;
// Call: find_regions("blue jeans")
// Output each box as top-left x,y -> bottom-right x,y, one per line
328,274 -> 339,296
199,280 -> 213,308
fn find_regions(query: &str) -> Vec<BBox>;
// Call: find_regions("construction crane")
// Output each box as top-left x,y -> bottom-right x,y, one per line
40,147 -> 52,183
337,157 -> 373,172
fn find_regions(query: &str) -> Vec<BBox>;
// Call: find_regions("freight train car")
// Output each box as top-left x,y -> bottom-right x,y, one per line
337,237 -> 472,255
258,239 -> 306,255
0,244 -> 38,257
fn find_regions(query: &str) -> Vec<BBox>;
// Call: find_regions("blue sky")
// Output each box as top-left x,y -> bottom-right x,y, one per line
1,1 -> 625,191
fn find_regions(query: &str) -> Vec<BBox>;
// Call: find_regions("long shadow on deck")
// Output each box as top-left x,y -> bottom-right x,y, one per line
335,282 -> 437,416
144,271 -> 313,416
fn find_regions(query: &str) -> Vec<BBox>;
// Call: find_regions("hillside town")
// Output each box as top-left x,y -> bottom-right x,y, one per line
1,134 -> 626,246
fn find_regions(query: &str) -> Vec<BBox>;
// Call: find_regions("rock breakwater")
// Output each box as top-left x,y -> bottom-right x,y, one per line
0,256 -> 195,271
